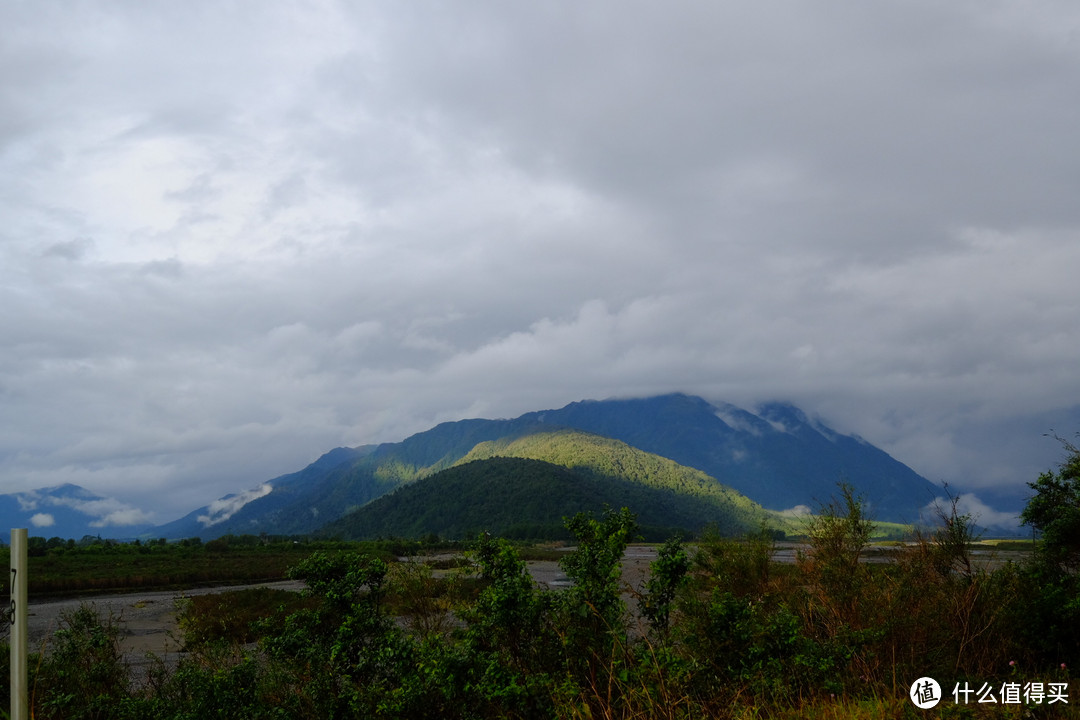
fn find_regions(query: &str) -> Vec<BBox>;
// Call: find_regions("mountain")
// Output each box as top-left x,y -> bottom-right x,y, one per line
320,431 -> 772,541
516,394 -> 938,522
150,445 -> 377,540
0,484 -> 154,541
151,419 -> 552,540
150,393 -> 937,539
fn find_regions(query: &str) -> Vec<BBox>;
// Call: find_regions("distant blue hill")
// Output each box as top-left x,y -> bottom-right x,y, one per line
149,445 -> 376,540
0,484 -> 154,541
149,394 -> 938,539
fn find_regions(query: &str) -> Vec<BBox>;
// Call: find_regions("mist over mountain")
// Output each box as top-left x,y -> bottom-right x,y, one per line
150,445 -> 377,540
0,484 -> 154,541
2,394 -> 960,540
517,394 -> 941,522
141,394 -> 942,541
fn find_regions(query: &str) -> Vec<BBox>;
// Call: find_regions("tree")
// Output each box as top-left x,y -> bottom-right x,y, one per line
1015,434 -> 1080,666
1020,433 -> 1080,573
800,482 -> 875,628
559,506 -> 638,633
640,535 -> 689,636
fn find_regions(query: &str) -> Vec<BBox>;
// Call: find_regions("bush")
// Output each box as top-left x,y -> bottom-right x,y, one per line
1018,435 -> 1080,667
177,587 -> 315,648
1022,434 -> 1080,574
33,604 -> 131,720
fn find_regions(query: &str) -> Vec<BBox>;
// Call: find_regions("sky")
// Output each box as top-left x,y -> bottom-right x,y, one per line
3,1 -> 1079,529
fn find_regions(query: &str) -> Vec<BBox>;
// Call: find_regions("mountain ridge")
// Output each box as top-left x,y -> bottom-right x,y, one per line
319,430 -> 774,541
2,394 -> 940,540
145,393 -> 936,539
517,393 -> 937,521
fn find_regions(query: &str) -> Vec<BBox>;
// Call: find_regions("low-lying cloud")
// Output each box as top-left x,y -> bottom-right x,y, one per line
920,494 -> 1023,534
30,513 -> 55,528
15,489 -> 155,528
197,484 -> 274,528
49,495 -> 156,528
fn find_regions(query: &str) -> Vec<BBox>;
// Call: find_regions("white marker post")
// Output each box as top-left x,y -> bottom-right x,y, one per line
10,528 -> 28,720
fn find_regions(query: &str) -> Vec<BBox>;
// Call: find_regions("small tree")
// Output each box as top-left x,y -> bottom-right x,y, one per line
640,535 -> 690,637
1016,434 -> 1080,665
692,523 -> 776,599
557,507 -> 638,704
1021,433 -> 1080,574
800,482 -> 875,629
465,532 -> 554,673
559,506 -> 639,633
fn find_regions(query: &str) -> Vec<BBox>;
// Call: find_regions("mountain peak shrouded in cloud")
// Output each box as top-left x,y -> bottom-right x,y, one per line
518,393 -> 945,522
6,395 -> 1024,539
2,2 -> 1079,523
0,485 -> 154,539
145,394 -> 961,540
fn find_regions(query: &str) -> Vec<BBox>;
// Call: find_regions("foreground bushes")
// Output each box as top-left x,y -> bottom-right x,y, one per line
7,495 -> 1079,719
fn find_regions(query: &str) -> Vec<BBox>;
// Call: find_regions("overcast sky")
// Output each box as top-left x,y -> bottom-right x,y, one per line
3,1 -> 1079,526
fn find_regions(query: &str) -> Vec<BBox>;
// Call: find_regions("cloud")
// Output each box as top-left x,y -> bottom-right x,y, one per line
90,508 -> 156,528
920,494 -> 1022,533
44,495 -> 155,527
1,1 -> 1079,525
197,484 -> 274,528
42,238 -> 94,261
30,513 -> 55,528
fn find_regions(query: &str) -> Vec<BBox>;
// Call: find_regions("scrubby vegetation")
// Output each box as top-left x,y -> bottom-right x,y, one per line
2,441 -> 1079,718
0,535 -> 404,598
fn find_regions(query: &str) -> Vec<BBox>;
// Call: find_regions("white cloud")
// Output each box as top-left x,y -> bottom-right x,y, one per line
920,494 -> 1021,532
44,495 -> 155,527
197,484 -> 274,528
30,513 -> 55,528
90,508 -> 155,528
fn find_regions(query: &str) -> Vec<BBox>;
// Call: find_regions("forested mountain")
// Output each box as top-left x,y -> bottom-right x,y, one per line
515,394 -> 938,521
147,393 -> 936,540
321,432 -> 772,541
462,429 -> 764,524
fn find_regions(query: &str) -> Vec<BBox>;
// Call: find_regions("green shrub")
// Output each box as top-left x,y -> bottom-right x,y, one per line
33,604 -> 130,720
640,535 -> 690,636
177,587 -> 315,648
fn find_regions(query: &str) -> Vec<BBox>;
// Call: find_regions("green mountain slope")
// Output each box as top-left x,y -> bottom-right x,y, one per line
150,393 -> 933,540
322,430 -> 773,541
462,429 -> 760,515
